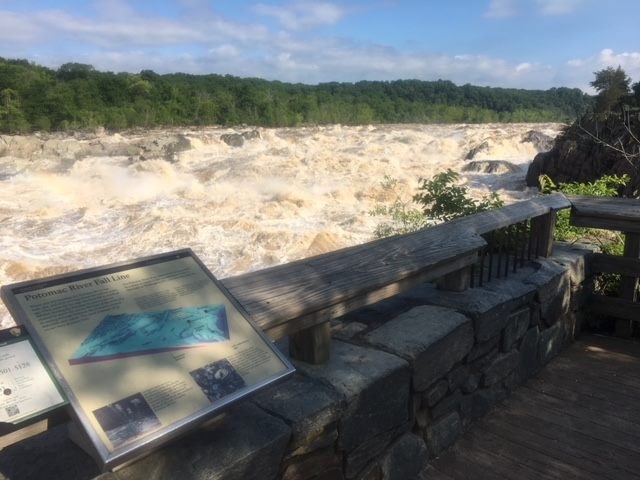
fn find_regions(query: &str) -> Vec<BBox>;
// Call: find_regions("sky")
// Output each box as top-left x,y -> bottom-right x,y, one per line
1,0 -> 639,92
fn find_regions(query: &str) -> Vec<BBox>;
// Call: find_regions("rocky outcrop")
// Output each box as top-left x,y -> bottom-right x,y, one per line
521,130 -> 554,152
221,129 -> 262,147
0,132 -> 192,162
464,140 -> 490,160
462,160 -> 520,174
525,113 -> 639,194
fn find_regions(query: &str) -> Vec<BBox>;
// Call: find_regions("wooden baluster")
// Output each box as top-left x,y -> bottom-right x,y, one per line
615,232 -> 640,337
289,321 -> 331,364
530,210 -> 556,258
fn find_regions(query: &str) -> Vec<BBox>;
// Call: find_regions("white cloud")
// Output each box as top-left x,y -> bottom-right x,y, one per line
253,1 -> 345,30
536,0 -> 585,15
563,48 -> 640,92
484,0 -> 518,18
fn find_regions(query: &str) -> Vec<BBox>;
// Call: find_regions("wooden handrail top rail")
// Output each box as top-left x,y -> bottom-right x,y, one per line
568,195 -> 640,233
222,193 -> 570,339
447,193 -> 570,235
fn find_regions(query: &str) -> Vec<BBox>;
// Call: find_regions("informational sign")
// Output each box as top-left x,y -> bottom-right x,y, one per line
1,250 -> 294,470
0,326 -> 66,426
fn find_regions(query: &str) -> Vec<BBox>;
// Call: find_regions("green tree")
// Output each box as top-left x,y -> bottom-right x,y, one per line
590,66 -> 631,112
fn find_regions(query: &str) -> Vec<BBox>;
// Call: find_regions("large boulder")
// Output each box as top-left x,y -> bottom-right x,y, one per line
462,160 -> 520,174
521,130 -> 554,152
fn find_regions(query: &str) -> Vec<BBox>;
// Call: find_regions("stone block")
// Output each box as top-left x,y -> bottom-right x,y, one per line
344,424 -> 410,479
253,374 -> 342,455
483,351 -> 520,387
468,385 -> 506,420
401,279 -> 535,342
333,321 -> 368,341
425,411 -> 461,457
114,403 -> 290,480
538,322 -> 565,365
447,364 -> 470,391
380,433 -> 428,480
523,261 -> 570,325
550,242 -> 596,285
295,340 -> 410,455
422,379 -> 449,408
431,390 -> 462,420
467,336 -> 500,362
364,306 -> 473,391
282,448 -> 343,480
501,308 -> 530,352
341,296 -> 412,329
461,373 -> 480,394
355,461 -> 382,480
518,326 -> 540,381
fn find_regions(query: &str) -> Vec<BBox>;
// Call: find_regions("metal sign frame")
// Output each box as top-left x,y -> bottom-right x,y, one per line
1,249 -> 294,470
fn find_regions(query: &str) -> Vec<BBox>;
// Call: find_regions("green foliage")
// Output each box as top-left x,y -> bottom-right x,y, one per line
590,66 -> 631,113
0,57 -> 593,133
370,170 -> 503,238
369,176 -> 427,238
540,173 -> 629,295
539,173 -> 628,243
414,170 -> 504,222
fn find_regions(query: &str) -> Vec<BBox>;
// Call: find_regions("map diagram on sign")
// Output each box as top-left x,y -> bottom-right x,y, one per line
69,304 -> 229,365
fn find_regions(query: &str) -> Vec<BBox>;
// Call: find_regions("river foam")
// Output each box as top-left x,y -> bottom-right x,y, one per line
0,123 -> 562,327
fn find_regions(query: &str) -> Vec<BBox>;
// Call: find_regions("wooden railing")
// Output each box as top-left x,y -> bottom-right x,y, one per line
222,193 -> 571,364
569,195 -> 640,337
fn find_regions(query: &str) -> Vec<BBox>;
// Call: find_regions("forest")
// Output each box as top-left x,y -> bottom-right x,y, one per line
0,57 -> 594,133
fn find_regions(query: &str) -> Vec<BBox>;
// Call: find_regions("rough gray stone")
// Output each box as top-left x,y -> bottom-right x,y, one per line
524,260 -> 570,325
447,364 -> 470,391
425,411 -> 462,457
380,433 -> 428,480
333,321 -> 368,341
252,374 -> 342,455
538,322 -> 565,365
461,373 -> 480,394
518,326 -> 540,380
344,423 -> 410,479
114,403 -> 290,480
295,340 -> 410,455
483,351 -> 520,386
221,133 -> 244,147
355,461 -> 382,480
431,390 -> 463,420
502,308 -> 530,352
423,379 -> 449,408
467,336 -> 500,362
469,385 -> 506,420
282,448 -> 343,480
241,129 -> 261,140
550,242 -> 596,285
402,280 -> 535,342
364,306 -> 473,391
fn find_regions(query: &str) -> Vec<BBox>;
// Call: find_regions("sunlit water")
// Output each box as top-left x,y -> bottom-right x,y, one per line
0,123 -> 561,327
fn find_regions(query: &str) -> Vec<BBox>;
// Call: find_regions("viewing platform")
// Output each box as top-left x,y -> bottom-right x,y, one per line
0,193 -> 639,479
426,334 -> 640,480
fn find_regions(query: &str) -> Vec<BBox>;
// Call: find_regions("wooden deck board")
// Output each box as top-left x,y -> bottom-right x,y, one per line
426,334 -> 640,479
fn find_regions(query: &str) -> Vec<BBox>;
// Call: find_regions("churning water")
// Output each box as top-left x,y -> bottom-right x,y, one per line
0,123 -> 561,327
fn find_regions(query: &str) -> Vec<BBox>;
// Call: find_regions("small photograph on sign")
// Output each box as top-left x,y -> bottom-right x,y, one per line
190,358 -> 246,402
93,393 -> 161,449
69,304 -> 230,365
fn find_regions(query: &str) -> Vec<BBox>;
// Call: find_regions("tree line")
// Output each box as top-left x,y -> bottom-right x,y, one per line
0,57 -> 594,133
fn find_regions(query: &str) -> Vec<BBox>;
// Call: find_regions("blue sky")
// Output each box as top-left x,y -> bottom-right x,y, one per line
1,0 -> 639,91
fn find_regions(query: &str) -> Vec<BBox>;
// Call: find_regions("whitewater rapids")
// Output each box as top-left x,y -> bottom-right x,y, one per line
0,123 -> 562,328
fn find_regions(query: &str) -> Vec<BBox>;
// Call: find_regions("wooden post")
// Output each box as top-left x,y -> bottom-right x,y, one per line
530,211 -> 556,258
437,265 -> 472,292
289,321 -> 331,364
616,232 -> 640,337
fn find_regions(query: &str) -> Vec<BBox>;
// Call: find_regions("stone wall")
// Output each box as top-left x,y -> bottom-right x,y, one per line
0,243 -> 592,480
